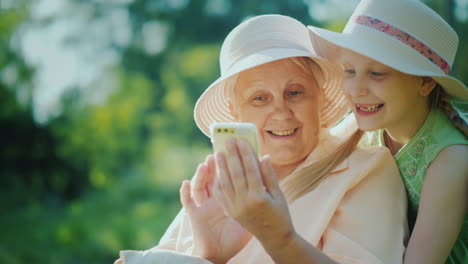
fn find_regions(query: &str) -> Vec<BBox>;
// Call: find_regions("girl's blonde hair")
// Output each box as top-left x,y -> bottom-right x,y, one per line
429,84 -> 468,137
226,56 -> 363,202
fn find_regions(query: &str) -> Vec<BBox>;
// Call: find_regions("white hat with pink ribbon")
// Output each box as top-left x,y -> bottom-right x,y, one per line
308,0 -> 468,101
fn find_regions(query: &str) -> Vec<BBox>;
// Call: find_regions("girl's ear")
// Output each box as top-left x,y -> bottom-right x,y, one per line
420,77 -> 437,96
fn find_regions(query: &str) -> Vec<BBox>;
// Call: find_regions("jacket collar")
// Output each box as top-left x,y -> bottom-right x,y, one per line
290,129 -> 349,176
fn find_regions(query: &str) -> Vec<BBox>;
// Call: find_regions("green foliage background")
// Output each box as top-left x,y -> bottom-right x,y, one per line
0,0 -> 466,263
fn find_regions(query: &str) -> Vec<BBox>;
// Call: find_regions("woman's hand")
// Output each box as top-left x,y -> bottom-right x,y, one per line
180,155 -> 251,264
212,139 -> 297,250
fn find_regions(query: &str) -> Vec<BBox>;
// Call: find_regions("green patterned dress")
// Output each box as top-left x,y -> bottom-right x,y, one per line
362,108 -> 468,264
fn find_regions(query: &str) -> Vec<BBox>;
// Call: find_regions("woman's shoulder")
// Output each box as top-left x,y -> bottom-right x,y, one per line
336,145 -> 403,192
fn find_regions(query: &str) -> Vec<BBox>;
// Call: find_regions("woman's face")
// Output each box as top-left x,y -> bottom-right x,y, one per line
339,49 -> 429,133
231,58 -> 321,168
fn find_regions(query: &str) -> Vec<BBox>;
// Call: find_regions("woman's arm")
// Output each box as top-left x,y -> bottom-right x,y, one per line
403,145 -> 468,264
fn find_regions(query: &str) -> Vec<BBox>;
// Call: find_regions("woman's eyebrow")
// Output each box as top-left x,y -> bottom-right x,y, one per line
238,81 -> 267,97
243,80 -> 267,91
285,78 -> 297,86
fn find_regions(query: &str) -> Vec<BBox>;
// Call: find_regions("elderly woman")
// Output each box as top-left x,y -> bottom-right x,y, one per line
115,15 -> 408,264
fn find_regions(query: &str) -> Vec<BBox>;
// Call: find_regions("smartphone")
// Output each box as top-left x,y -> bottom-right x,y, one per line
210,122 -> 260,158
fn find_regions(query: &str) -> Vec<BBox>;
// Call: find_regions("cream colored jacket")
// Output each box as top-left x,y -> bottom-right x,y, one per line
116,134 -> 408,264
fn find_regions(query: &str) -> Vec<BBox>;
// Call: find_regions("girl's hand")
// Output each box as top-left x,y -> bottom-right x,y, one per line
212,139 -> 297,250
180,155 -> 251,264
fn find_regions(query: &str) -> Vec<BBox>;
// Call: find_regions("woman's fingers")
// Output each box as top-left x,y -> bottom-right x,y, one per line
237,139 -> 264,192
260,155 -> 282,197
214,151 -> 235,197
224,139 -> 248,192
180,180 -> 196,212
205,155 -> 216,196
212,178 -> 231,216
192,155 -> 215,205
192,164 -> 209,205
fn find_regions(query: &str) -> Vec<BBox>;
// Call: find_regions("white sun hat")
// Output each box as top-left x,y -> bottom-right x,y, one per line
194,14 -> 349,137
308,0 -> 468,101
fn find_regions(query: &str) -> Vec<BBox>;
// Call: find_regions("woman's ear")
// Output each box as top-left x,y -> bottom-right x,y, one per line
419,77 -> 437,96
227,98 -> 239,121
318,91 -> 329,128
226,74 -> 240,121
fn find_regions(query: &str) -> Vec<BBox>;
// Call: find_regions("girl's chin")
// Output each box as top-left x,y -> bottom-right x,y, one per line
355,120 -> 384,131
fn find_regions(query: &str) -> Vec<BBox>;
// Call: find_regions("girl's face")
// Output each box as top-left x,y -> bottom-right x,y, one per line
339,49 -> 430,133
231,58 -> 322,169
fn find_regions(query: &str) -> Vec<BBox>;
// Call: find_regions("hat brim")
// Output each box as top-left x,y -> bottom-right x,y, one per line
194,47 -> 350,137
308,25 -> 468,100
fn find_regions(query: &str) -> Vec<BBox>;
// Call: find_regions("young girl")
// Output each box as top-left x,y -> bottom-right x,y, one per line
309,0 -> 468,263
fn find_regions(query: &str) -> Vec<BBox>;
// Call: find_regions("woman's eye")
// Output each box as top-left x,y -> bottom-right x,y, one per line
250,94 -> 268,105
289,90 -> 302,96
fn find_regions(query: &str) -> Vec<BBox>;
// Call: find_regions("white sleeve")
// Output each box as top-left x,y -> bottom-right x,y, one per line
116,208 -> 213,264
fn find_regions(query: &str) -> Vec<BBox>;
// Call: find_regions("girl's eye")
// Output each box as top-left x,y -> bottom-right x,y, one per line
344,68 -> 355,75
371,71 -> 384,76
370,71 -> 386,79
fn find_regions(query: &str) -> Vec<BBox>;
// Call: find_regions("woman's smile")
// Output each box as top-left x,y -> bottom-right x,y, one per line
266,127 -> 299,137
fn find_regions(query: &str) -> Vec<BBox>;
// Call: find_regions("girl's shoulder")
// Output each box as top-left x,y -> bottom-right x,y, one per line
425,144 -> 468,189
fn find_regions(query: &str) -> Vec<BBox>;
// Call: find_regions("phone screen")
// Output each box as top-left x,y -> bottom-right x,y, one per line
210,122 -> 260,157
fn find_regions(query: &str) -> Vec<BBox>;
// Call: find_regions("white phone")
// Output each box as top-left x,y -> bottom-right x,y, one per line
210,122 -> 260,157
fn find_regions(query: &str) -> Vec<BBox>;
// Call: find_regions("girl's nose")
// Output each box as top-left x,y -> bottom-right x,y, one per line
345,78 -> 369,98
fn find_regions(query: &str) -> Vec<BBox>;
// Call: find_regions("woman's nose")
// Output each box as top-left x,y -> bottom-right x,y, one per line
344,79 -> 369,98
271,99 -> 293,120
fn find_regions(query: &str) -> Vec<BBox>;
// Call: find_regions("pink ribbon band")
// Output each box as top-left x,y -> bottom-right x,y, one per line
355,15 -> 450,74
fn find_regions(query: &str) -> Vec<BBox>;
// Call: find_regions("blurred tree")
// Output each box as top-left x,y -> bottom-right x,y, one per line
1,0 -> 466,263
0,1 -> 82,201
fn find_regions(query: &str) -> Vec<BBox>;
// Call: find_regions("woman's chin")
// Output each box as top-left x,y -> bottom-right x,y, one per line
269,152 -> 307,168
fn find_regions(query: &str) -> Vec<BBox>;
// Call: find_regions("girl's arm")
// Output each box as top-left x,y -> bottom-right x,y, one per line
404,144 -> 468,264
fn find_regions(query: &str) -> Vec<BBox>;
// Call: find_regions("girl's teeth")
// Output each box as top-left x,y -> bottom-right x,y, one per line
270,129 -> 295,136
357,104 -> 381,112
